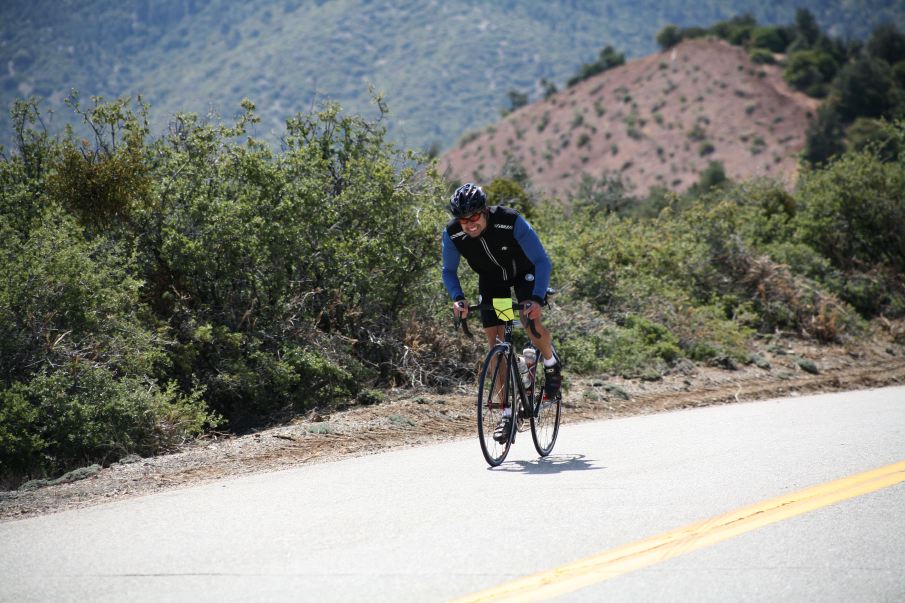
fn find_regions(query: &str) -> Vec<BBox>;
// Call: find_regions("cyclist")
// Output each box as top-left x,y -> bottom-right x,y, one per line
441,182 -> 562,442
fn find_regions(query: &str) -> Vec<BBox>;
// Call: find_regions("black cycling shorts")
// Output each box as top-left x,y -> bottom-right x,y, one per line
478,274 -> 545,328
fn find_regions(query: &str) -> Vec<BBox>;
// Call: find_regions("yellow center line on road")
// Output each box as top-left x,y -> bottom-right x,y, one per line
452,459 -> 905,603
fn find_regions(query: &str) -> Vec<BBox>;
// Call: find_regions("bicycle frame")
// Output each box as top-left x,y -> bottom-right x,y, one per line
466,305 -> 539,429
497,329 -> 531,419
457,298 -> 560,466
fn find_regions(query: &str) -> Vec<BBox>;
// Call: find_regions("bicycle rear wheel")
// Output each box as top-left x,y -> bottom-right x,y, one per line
477,345 -> 515,467
530,367 -> 561,457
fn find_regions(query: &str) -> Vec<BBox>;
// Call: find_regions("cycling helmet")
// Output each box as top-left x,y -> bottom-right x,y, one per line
449,183 -> 487,217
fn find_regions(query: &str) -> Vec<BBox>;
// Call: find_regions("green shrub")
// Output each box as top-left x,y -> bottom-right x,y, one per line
749,48 -> 776,65
686,161 -> 728,196
794,126 -> 905,276
670,199 -> 861,341
0,368 -> 211,486
593,318 -> 681,379
892,61 -> 905,88
0,94 -> 450,486
847,117 -> 902,159
357,388 -> 387,405
867,23 -> 905,65
0,205 -> 164,383
784,50 -> 838,97
832,56 -> 899,122
836,268 -> 905,317
111,98 -> 448,425
540,206 -> 754,368
0,201 -> 215,485
656,25 -> 682,50
567,173 -> 636,218
544,298 -> 682,378
687,123 -> 706,141
565,190 -> 856,343
0,387 -> 43,482
712,14 -> 757,45
49,94 -> 151,230
803,105 -> 846,165
749,26 -> 790,53
485,178 -> 533,221
567,45 -> 625,87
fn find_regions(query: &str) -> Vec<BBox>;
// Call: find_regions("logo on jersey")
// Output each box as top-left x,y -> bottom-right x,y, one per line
494,224 -> 513,230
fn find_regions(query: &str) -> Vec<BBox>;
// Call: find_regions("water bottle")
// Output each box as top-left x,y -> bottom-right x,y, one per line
517,355 -> 530,389
523,347 -> 537,368
521,347 -> 537,388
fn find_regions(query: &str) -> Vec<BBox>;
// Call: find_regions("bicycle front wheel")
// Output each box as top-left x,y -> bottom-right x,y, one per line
477,345 -> 515,467
530,368 -> 561,457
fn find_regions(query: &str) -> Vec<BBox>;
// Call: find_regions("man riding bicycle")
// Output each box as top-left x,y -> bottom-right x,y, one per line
441,182 -> 562,442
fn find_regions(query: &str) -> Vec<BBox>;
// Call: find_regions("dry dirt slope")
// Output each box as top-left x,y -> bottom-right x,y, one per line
440,39 -> 820,197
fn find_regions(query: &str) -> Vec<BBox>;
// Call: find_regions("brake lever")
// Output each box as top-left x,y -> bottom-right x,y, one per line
455,314 -> 474,339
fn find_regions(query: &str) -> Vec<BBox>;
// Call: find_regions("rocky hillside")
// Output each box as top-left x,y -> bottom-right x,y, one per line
439,39 -> 821,197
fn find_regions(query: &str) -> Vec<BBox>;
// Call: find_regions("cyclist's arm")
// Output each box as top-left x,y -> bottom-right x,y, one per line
514,216 -> 551,302
441,230 -> 466,301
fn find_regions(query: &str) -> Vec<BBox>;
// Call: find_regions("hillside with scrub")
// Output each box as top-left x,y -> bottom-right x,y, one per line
2,11 -> 905,495
2,91 -> 904,493
441,11 -> 905,199
440,37 -> 818,197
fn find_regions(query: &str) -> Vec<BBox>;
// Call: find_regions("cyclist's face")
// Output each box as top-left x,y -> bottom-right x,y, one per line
459,210 -> 487,237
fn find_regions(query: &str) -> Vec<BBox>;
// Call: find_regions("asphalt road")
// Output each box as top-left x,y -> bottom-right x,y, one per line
2,386 -> 904,602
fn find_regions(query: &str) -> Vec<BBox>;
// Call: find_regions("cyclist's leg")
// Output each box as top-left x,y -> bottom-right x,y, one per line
515,280 -> 555,362
483,325 -> 506,404
479,278 -> 513,421
483,326 -> 505,349
516,280 -> 562,399
521,314 -> 553,360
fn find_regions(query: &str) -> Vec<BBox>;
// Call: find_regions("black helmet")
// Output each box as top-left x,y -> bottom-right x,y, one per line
449,183 -> 487,217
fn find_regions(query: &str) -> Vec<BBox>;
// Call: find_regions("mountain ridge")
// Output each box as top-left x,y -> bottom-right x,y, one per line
2,1 -> 902,153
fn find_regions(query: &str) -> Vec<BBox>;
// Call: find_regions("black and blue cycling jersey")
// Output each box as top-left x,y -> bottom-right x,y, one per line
441,205 -> 552,306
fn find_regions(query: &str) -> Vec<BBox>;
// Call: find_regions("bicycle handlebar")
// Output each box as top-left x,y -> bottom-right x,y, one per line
454,301 -> 541,339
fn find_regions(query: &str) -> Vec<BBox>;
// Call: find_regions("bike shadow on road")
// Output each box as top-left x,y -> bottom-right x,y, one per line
493,454 -> 604,474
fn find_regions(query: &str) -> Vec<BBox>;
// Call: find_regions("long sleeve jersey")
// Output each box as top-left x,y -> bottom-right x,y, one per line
441,206 -> 551,302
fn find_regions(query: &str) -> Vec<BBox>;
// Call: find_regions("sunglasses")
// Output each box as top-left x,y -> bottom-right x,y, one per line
458,211 -> 484,224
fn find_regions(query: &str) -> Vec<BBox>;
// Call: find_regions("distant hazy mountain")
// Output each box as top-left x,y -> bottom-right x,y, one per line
2,0 -> 903,152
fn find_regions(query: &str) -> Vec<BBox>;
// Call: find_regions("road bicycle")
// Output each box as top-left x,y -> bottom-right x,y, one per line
456,298 -> 562,467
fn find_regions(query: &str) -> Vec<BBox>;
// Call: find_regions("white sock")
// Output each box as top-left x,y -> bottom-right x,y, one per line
543,350 -> 557,367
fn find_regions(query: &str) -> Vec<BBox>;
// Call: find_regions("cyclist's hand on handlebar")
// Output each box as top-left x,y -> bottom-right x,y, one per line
522,300 -> 542,321
453,299 -> 469,320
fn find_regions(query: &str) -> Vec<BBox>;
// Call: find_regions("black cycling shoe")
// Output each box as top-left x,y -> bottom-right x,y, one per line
493,415 -> 512,443
543,362 -> 562,400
